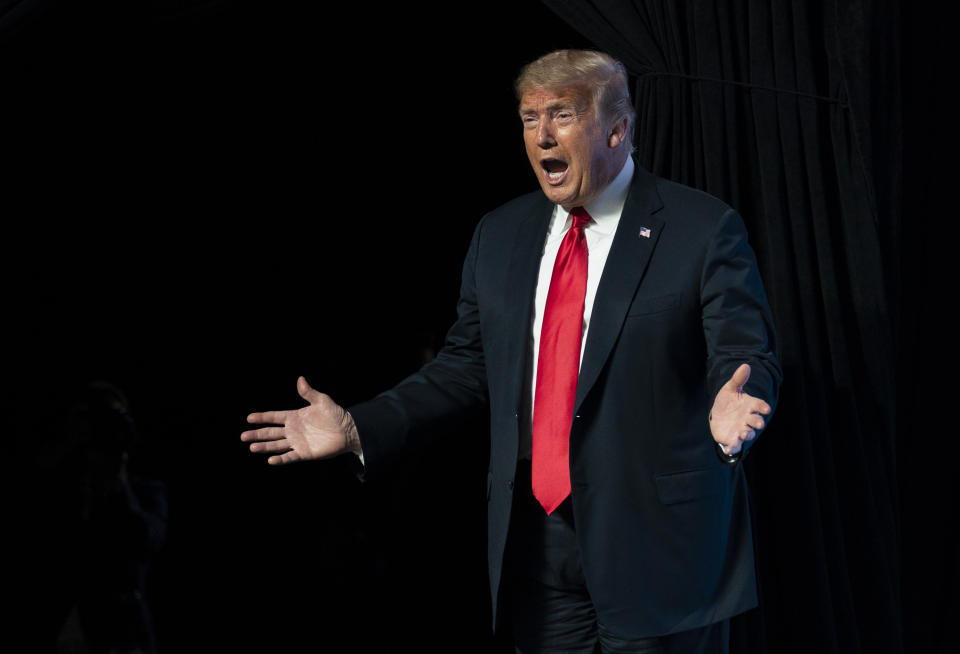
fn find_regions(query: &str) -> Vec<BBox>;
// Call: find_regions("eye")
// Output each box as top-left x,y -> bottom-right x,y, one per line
522,116 -> 538,128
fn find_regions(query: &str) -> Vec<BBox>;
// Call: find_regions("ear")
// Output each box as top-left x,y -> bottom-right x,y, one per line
608,116 -> 629,148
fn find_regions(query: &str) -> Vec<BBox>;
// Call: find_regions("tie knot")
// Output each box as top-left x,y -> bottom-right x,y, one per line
570,207 -> 592,230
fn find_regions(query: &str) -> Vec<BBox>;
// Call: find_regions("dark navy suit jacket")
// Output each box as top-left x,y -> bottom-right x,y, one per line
350,162 -> 782,638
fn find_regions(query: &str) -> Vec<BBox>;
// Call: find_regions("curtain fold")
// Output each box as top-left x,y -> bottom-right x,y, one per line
543,2 -> 901,653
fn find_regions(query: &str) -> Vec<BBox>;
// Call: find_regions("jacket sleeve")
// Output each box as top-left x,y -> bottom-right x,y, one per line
701,208 -> 782,457
347,218 -> 490,480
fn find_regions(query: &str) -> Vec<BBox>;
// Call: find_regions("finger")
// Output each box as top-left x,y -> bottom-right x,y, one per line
241,426 -> 285,442
297,376 -> 322,404
746,414 -> 766,431
268,450 -> 302,465
724,363 -> 751,392
740,396 -> 771,415
250,439 -> 291,454
247,410 -> 291,425
742,428 -> 757,442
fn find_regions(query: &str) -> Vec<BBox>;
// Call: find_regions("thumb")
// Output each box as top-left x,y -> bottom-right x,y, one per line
297,376 -> 321,403
725,363 -> 751,392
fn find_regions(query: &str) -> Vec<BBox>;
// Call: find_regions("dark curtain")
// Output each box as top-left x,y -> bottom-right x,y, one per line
543,2 -> 903,653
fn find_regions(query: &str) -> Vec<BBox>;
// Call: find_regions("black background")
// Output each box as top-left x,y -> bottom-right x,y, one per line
4,2 -> 593,651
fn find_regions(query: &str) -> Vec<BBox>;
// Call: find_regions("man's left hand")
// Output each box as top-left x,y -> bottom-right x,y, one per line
709,363 -> 771,456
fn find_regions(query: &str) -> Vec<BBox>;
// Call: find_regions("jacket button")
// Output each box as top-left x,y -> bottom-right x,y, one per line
506,479 -> 514,490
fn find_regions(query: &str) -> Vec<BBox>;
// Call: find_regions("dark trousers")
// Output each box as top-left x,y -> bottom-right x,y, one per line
503,462 -> 729,654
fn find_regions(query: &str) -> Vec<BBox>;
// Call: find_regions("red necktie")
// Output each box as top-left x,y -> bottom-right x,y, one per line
532,207 -> 591,515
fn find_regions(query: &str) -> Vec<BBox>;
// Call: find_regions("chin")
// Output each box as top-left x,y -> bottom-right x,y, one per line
553,193 -> 579,208
538,183 -> 573,206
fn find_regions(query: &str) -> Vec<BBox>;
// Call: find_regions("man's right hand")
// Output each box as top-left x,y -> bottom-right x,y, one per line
241,377 -> 361,465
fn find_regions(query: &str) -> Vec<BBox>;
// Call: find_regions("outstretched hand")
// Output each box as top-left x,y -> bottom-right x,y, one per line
241,377 -> 361,465
709,363 -> 771,456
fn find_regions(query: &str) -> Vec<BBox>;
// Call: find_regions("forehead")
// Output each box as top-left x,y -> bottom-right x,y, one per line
519,86 -> 592,113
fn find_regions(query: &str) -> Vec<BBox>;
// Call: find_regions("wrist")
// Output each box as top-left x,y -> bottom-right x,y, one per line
343,410 -> 362,456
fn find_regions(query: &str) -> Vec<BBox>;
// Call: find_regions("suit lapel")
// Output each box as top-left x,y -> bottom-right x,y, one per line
574,165 -> 664,414
501,196 -> 553,413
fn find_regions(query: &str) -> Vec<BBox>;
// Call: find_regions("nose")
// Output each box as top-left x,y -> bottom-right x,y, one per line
536,120 -> 556,148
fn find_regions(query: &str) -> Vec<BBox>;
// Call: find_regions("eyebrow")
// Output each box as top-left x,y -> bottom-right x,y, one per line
519,100 -> 578,117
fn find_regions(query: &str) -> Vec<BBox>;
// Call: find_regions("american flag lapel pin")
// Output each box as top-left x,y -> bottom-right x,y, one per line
639,226 -> 651,238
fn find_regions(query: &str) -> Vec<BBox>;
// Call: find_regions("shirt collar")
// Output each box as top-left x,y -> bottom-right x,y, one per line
550,156 -> 634,237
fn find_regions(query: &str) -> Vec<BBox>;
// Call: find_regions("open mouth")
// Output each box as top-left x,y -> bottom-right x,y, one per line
541,158 -> 568,184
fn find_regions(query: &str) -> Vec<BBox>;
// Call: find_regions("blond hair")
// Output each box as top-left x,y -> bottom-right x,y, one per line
514,49 -> 635,145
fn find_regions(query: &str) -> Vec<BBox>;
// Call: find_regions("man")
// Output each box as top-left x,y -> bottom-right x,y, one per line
242,50 -> 781,652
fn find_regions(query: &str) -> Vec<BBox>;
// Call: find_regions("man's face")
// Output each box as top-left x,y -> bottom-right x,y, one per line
520,86 -> 625,209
